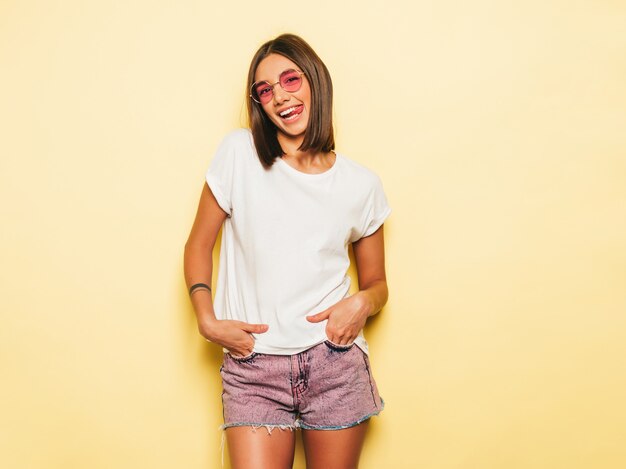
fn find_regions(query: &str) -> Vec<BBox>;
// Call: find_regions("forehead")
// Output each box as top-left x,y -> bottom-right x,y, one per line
255,54 -> 300,82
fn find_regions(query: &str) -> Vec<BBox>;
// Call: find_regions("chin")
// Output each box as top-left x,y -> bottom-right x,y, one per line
271,112 -> 308,138
284,126 -> 306,136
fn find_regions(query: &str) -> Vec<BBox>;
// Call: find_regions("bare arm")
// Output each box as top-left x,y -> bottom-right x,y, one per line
306,224 -> 389,345
184,184 -> 227,325
184,183 -> 268,356
351,224 -> 389,317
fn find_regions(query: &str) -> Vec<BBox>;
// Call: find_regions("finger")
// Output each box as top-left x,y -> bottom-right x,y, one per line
331,337 -> 353,346
335,337 -> 349,346
339,333 -> 355,345
326,329 -> 351,345
230,347 -> 254,358
306,309 -> 331,323
326,330 -> 338,344
240,322 -> 269,333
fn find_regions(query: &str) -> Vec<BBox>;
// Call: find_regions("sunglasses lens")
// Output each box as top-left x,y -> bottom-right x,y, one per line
280,70 -> 302,92
253,82 -> 273,104
251,70 -> 303,104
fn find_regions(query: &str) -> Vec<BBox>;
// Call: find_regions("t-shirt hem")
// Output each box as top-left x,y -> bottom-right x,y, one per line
230,336 -> 370,356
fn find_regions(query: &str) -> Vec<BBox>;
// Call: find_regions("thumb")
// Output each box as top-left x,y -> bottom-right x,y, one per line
240,322 -> 269,334
306,309 -> 331,323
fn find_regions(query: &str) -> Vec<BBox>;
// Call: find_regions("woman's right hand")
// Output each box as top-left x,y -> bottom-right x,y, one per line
199,319 -> 268,358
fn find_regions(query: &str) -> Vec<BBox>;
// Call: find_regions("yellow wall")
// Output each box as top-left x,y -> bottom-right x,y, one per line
1,1 -> 625,468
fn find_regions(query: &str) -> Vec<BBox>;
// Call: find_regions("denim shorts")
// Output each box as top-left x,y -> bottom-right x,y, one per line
219,340 -> 385,432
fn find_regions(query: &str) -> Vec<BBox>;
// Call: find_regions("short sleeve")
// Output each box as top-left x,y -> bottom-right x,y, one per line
358,174 -> 392,239
205,132 -> 239,217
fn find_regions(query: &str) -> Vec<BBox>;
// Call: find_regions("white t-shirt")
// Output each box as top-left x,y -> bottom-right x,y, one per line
205,128 -> 391,356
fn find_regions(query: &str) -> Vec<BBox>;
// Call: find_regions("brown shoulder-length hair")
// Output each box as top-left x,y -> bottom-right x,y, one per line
246,33 -> 335,168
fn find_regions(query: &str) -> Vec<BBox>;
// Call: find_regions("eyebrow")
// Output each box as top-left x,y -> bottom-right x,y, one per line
254,68 -> 297,84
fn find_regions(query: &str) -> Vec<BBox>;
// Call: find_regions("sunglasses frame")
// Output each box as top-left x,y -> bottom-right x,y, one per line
249,69 -> 305,104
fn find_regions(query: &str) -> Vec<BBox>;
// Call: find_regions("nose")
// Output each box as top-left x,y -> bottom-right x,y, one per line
272,84 -> 290,104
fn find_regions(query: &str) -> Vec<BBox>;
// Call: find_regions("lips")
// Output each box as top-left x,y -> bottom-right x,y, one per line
278,105 -> 304,120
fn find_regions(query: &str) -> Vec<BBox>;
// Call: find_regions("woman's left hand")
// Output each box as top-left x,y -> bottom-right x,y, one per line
306,293 -> 372,345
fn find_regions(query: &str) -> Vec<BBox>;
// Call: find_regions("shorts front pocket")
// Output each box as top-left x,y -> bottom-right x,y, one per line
323,339 -> 355,352
227,351 -> 258,363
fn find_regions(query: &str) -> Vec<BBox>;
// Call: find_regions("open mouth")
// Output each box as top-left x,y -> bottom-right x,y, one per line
278,105 -> 304,121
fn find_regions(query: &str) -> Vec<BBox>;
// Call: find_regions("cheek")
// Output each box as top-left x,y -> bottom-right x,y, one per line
302,90 -> 312,108
260,104 -> 277,121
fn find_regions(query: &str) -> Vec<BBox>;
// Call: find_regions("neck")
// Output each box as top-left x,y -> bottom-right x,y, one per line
277,132 -> 335,173
277,131 -> 305,158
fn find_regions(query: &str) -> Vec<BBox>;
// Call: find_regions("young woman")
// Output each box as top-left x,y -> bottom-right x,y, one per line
184,33 -> 391,469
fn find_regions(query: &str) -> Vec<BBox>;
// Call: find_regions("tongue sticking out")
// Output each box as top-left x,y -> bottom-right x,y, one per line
281,105 -> 303,119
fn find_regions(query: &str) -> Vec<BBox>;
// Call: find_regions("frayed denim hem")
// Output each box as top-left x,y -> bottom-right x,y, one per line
219,422 -> 297,433
297,398 -> 385,431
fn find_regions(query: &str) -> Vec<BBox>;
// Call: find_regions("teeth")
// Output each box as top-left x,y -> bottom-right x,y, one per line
279,106 -> 298,117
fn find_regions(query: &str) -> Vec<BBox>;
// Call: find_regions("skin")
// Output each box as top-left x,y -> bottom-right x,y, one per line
184,53 -> 389,468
